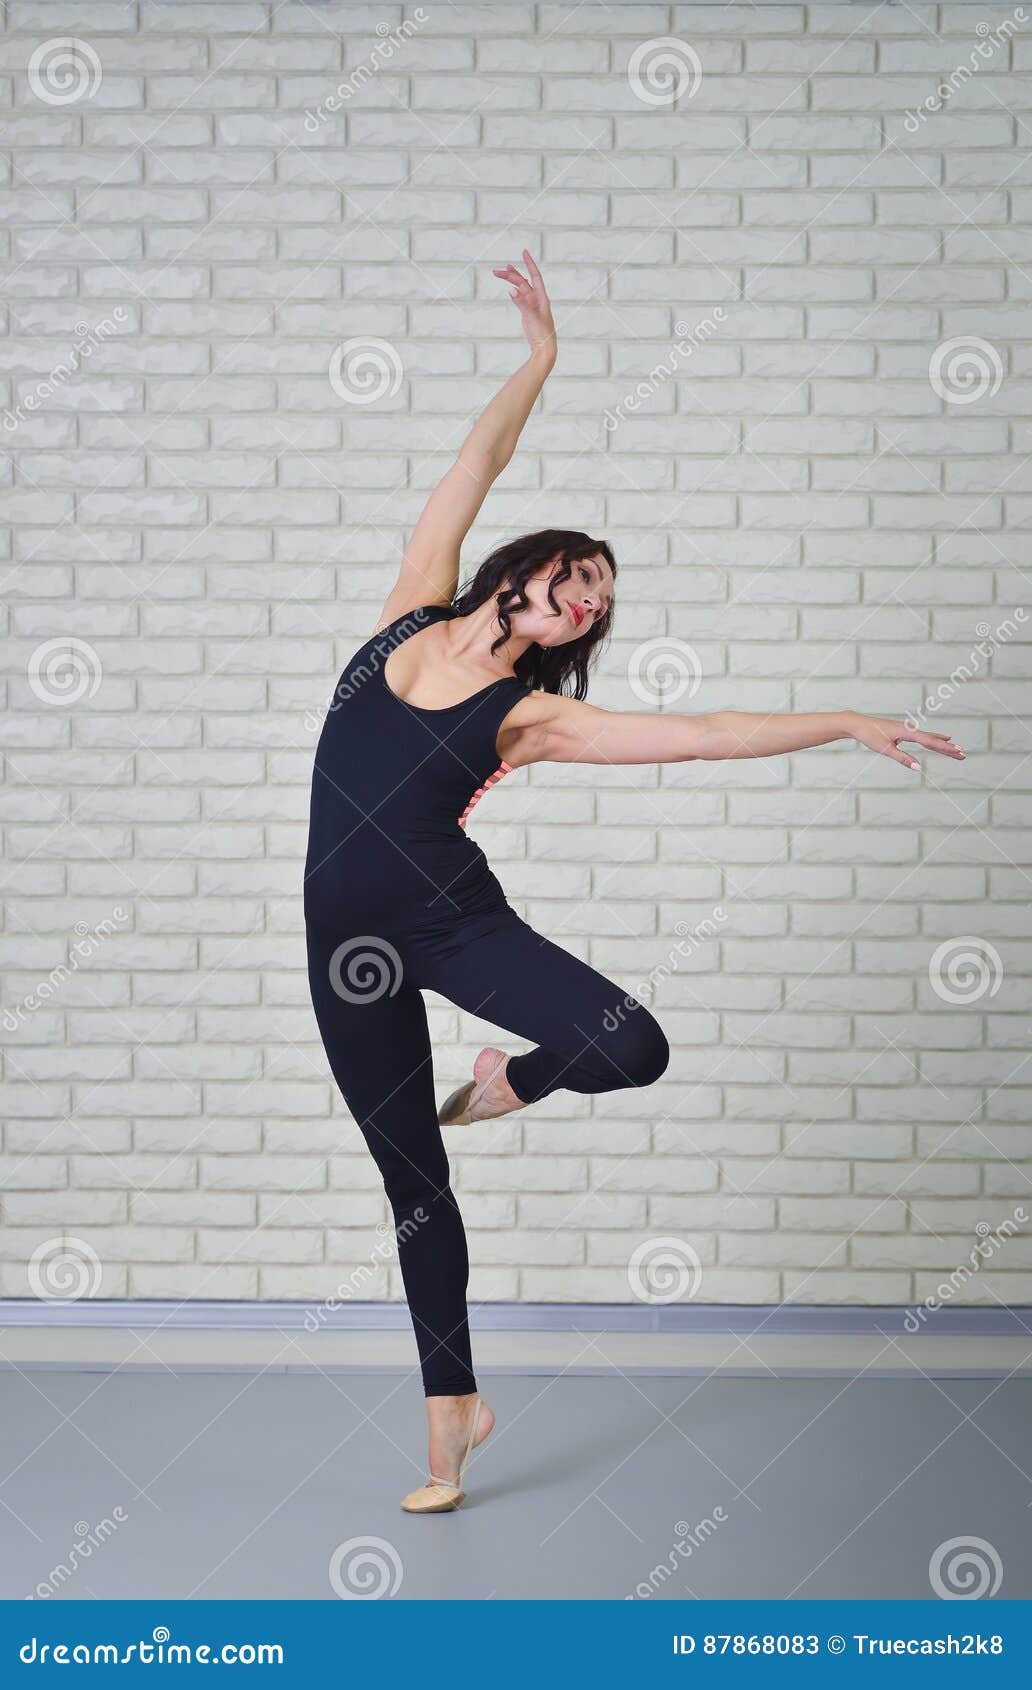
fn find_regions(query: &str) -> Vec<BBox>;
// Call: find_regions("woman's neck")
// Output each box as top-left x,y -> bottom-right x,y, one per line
448,599 -> 532,673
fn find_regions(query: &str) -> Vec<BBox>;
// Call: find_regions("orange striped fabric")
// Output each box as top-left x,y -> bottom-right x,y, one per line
457,760 -> 513,829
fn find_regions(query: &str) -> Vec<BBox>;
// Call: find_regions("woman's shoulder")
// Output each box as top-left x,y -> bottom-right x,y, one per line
494,686 -> 579,766
371,593 -> 454,639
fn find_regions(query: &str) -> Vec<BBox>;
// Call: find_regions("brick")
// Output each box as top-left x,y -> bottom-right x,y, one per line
1,0 -> 1025,1321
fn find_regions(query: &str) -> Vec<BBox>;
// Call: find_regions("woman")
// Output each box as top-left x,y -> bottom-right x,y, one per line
303,252 -> 964,1514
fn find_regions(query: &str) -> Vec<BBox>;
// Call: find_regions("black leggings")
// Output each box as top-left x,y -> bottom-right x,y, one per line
305,909 -> 670,1396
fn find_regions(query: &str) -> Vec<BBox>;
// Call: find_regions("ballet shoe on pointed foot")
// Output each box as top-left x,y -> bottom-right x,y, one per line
400,1395 -> 485,1514
437,1080 -> 475,1126
400,1475 -> 466,1513
438,1048 -> 520,1127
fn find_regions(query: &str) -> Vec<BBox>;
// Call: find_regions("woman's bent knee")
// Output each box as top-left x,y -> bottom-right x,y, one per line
632,1015 -> 670,1087
607,1005 -> 669,1089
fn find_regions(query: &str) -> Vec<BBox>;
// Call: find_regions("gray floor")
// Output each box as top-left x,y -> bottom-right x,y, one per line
3,1368 -> 1030,1600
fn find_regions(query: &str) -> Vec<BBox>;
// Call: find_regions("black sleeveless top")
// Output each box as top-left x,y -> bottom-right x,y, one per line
303,604 -> 531,939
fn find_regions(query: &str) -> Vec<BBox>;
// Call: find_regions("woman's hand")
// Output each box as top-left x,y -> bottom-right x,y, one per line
493,249 -> 556,360
846,712 -> 966,772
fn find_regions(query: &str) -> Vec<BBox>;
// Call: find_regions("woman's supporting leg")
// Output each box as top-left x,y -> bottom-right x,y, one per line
305,922 -> 477,1397
418,911 -> 670,1104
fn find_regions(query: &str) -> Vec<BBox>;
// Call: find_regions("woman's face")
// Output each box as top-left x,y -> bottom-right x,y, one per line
513,554 -> 615,647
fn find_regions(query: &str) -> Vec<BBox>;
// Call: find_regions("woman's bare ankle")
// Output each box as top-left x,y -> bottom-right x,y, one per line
426,1391 -> 477,1420
425,1394 -> 495,1475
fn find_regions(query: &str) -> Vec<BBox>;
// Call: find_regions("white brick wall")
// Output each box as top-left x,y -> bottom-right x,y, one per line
2,0 -> 1031,1310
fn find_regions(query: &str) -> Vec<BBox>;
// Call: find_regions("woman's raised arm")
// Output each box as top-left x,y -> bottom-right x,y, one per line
500,694 -> 965,773
374,251 -> 557,633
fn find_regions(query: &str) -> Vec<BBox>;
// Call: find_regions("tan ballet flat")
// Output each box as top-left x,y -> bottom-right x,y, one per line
400,1396 -> 484,1514
437,1080 -> 475,1126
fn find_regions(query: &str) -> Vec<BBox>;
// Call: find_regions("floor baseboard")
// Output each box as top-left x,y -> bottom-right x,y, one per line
1,1297 -> 1029,1334
1,1300 -> 1030,1377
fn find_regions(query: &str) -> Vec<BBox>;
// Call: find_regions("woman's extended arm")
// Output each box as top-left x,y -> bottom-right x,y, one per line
374,251 -> 556,633
500,695 -> 965,773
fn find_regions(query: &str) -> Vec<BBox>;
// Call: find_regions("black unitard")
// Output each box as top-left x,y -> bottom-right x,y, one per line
303,604 -> 669,1396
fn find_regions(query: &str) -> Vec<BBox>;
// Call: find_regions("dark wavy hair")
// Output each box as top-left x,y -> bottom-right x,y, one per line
450,528 -> 616,700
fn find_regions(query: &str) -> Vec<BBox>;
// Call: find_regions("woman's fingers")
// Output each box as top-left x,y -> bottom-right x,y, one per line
915,732 -> 965,756
872,719 -> 964,758
522,248 -> 545,290
492,262 -> 531,295
493,255 -> 549,310
896,726 -> 966,757
857,715 -> 964,769
884,742 -> 921,771
856,725 -> 963,771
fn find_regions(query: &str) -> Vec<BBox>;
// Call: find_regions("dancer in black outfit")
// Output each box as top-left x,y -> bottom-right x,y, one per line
303,252 -> 964,1513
